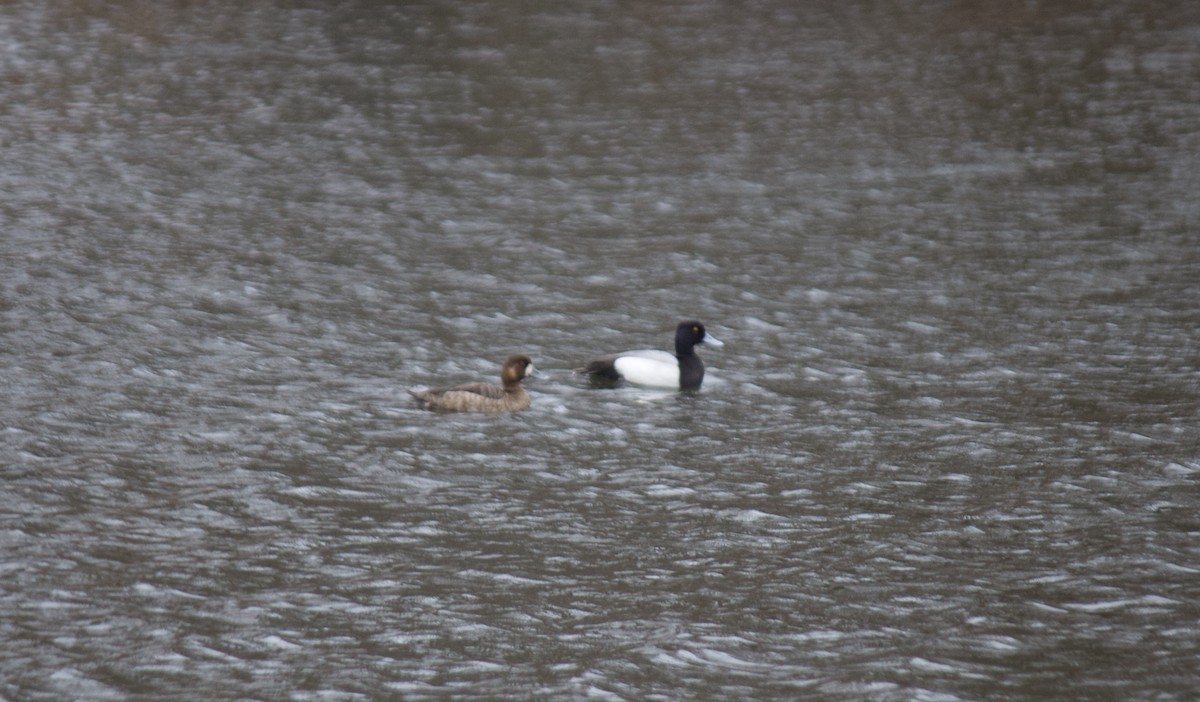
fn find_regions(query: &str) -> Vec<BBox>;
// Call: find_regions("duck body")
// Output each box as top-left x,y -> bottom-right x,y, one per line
581,321 -> 723,390
410,354 -> 535,412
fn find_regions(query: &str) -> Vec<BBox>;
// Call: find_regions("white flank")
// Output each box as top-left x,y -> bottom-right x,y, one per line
613,350 -> 681,388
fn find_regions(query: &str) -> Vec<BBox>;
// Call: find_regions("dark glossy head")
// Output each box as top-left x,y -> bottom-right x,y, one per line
674,321 -> 723,356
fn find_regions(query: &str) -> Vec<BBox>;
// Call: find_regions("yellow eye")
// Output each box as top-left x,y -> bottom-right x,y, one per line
693,326 -> 700,334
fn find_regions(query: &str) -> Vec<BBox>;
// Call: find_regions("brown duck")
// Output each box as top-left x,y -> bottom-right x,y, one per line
409,355 -> 536,412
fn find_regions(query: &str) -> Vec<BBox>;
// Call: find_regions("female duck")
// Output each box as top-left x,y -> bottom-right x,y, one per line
580,321 -> 723,390
410,354 -> 536,412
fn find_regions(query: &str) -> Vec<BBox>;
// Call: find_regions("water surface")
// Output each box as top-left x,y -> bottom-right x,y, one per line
2,1 -> 1199,699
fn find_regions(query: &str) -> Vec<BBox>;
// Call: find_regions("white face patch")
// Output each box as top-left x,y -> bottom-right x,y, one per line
525,363 -> 535,378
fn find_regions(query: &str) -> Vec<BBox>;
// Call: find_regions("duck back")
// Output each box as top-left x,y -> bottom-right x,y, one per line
409,383 -> 529,412
410,354 -> 535,413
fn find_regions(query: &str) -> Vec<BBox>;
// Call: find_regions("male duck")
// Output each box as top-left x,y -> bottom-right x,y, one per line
410,354 -> 536,412
580,321 -> 723,390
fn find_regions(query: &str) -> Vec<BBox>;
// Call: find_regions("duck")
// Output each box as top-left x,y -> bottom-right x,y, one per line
579,321 -> 723,390
409,354 -> 536,412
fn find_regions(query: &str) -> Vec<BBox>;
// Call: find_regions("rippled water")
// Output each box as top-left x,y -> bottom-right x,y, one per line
3,0 -> 1199,699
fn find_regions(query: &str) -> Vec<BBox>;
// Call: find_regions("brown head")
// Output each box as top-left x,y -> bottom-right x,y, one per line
500,354 -> 536,390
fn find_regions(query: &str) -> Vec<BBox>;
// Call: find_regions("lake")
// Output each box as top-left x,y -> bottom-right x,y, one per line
2,0 -> 1198,699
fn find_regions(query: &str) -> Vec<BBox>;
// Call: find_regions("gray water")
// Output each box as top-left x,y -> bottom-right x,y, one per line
3,1 -> 1199,699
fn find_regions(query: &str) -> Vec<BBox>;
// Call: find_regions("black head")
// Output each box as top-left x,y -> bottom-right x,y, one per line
674,321 -> 721,356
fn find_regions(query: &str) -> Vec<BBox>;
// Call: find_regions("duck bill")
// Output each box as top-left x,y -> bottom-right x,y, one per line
701,333 -> 724,348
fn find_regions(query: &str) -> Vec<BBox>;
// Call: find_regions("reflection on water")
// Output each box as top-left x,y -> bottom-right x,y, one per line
2,0 -> 1199,699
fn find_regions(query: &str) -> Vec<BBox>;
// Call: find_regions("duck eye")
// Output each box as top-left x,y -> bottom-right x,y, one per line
693,326 -> 700,334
